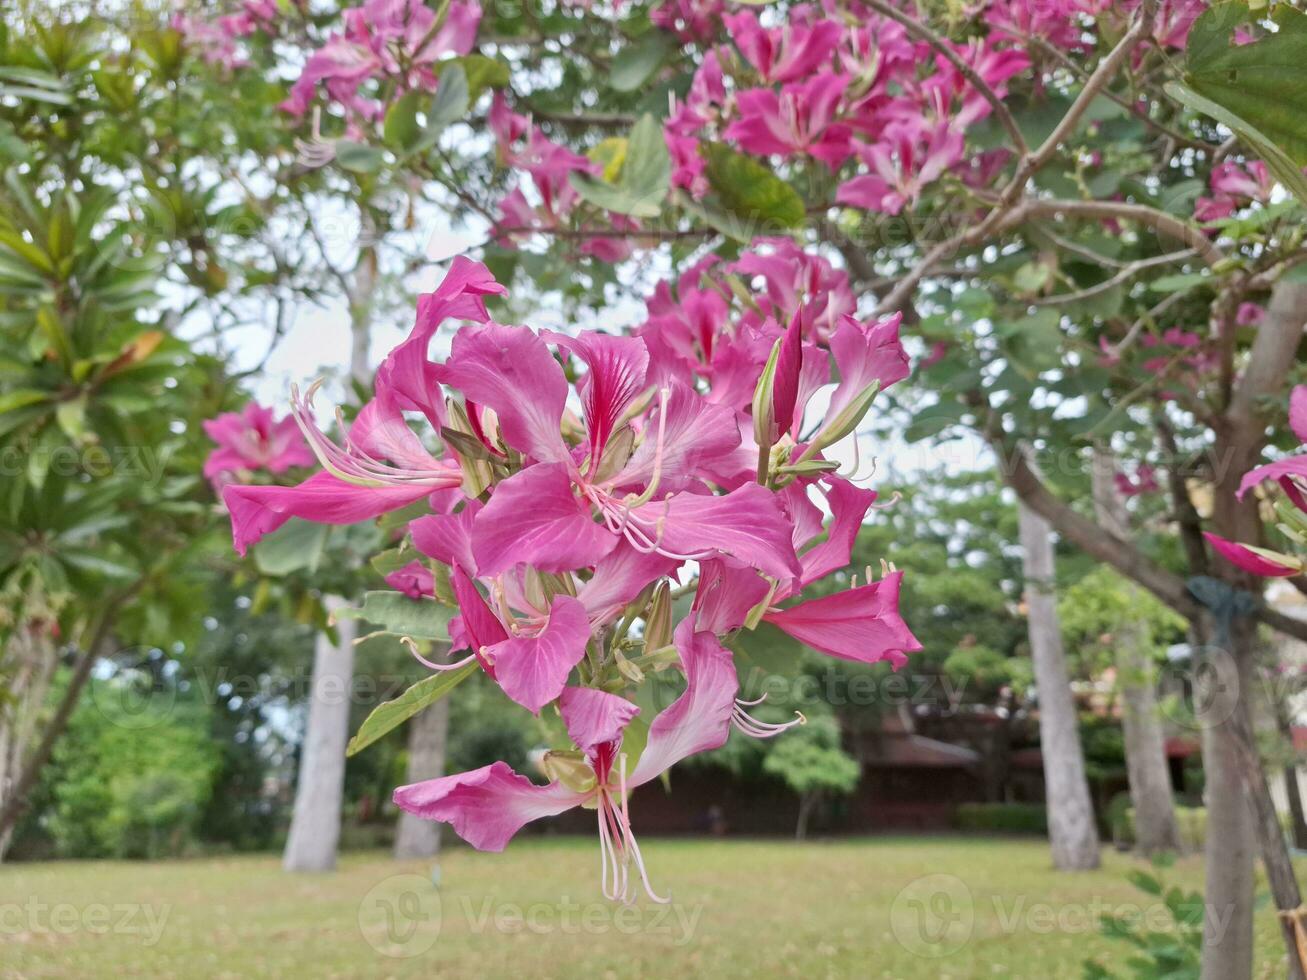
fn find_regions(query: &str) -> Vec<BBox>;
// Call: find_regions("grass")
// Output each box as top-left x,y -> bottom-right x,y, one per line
0,835 -> 1298,978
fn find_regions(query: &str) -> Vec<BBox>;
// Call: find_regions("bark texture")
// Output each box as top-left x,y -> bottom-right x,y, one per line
1091,449 -> 1180,856
1017,496 -> 1100,870
282,603 -> 356,873
393,700 -> 449,860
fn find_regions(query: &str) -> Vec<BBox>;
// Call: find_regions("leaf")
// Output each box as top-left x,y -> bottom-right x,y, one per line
904,401 -> 965,443
449,54 -> 510,100
335,140 -> 386,173
0,388 -> 51,413
383,91 -> 423,152
427,63 -> 470,136
252,517 -> 329,576
346,663 -> 477,756
701,143 -> 805,230
336,589 -> 454,640
571,113 -> 669,218
609,33 -> 673,93
1127,869 -> 1163,896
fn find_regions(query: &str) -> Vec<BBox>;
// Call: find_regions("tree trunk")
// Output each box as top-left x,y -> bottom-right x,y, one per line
0,625 -> 57,860
1286,766 -> 1307,851
1017,495 -> 1100,870
1091,449 -> 1181,856
281,236 -> 376,874
282,602 -> 356,872
393,700 -> 449,860
795,792 -> 818,841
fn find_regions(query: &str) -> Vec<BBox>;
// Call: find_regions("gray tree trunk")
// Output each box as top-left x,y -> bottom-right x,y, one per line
281,236 -> 376,874
1091,449 -> 1180,856
283,599 -> 357,872
1196,623 -> 1256,980
1017,495 -> 1100,870
393,700 -> 449,859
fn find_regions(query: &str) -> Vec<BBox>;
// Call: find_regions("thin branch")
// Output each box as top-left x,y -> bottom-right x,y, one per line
1032,248 -> 1196,307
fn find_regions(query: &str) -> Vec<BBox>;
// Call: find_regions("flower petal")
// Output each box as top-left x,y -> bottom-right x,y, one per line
411,500 -> 483,574
385,560 -> 434,599
393,761 -> 583,852
764,571 -> 920,667
611,382 -> 741,493
490,595 -> 591,713
473,464 -> 618,575
797,477 -> 878,586
633,483 -> 801,582
576,541 -> 679,626
559,686 -> 640,755
544,330 -> 649,459
440,321 -> 569,463
222,472 -> 433,556
1204,532 -> 1300,578
630,619 -> 738,787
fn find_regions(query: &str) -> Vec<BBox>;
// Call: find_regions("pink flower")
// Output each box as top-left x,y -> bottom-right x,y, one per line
1211,160 -> 1274,203
726,74 -> 854,170
837,122 -> 964,216
204,402 -> 315,482
393,619 -> 739,902
650,0 -> 726,43
1204,533 -> 1301,578
1236,302 -> 1265,326
724,11 -> 842,84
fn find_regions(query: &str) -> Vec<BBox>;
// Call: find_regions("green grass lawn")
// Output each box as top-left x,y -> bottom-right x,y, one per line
0,835 -> 1297,978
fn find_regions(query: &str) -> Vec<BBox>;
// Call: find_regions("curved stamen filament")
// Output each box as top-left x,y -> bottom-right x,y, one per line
615,754 -> 669,904
401,637 -> 478,673
732,696 -> 806,739
623,386 -> 671,509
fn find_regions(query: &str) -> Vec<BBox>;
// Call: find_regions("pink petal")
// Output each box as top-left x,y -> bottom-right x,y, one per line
576,542 -> 679,625
797,477 -> 878,586
612,382 -> 741,493
451,565 -> 509,655
1291,385 -> 1307,445
1203,532 -> 1299,578
559,686 -> 640,754
1238,454 -> 1307,499
826,312 -> 909,424
544,330 -> 649,459
440,321 -> 569,463
375,256 -> 505,428
633,483 -> 801,582
693,558 -> 771,633
411,500 -> 483,574
764,571 -> 921,667
385,560 -> 435,599
222,473 -> 434,556
630,619 -> 739,787
393,761 -> 584,852
472,464 -> 618,575
490,595 -> 591,713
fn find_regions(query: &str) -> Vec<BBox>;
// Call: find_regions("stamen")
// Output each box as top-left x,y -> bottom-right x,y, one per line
732,697 -> 806,739
623,386 -> 671,508
401,637 -> 478,673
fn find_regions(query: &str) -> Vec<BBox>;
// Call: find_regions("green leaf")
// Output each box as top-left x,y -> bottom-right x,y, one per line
609,33 -> 674,93
570,113 -> 670,218
904,401 -> 965,443
336,589 -> 454,640
701,143 -> 805,230
1126,869 -> 1163,896
335,140 -> 386,173
449,54 -> 510,100
251,518 -> 329,576
346,663 -> 477,756
426,63 -> 470,137
383,91 -> 423,152
1150,271 -> 1209,293
0,388 -> 51,413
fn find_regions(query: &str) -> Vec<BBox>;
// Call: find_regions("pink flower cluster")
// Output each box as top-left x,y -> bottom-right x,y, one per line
215,254 -> 919,899
173,0 -> 280,72
279,0 -> 480,125
658,3 -> 1030,215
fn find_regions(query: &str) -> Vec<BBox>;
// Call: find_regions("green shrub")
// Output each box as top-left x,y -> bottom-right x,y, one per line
954,802 -> 1048,834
